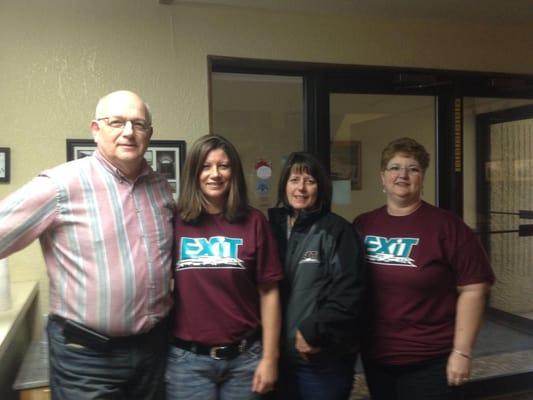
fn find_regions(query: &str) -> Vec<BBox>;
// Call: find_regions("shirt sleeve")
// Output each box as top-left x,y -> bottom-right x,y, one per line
254,210 -> 284,285
451,228 -> 495,286
0,176 -> 59,258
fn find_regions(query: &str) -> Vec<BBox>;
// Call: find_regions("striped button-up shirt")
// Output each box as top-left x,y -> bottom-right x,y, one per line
0,152 -> 175,336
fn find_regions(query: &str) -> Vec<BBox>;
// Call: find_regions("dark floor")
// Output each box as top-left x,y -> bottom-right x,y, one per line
350,314 -> 533,399
485,394 -> 533,400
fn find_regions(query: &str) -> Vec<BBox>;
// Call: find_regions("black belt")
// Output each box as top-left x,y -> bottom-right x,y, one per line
173,330 -> 261,360
49,314 -> 167,350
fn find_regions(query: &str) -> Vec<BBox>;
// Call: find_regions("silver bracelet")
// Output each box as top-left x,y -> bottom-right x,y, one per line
452,349 -> 472,359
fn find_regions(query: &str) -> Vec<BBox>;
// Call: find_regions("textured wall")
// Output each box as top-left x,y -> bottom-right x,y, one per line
488,119 -> 533,313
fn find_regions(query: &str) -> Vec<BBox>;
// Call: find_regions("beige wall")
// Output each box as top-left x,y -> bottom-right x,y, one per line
1,0 -> 533,317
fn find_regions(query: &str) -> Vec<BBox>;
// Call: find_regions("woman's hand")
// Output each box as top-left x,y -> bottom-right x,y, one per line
447,351 -> 472,386
254,282 -> 281,393
448,282 -> 490,386
252,357 -> 277,394
295,329 -> 321,361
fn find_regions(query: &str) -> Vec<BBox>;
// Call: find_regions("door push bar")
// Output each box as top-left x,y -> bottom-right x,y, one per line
484,210 -> 533,236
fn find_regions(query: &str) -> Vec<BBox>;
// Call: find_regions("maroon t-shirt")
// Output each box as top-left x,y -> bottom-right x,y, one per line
353,202 -> 494,364
173,208 -> 283,346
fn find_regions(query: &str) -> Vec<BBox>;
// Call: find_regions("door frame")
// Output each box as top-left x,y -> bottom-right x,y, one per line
476,104 -> 533,235
210,55 -> 533,216
476,105 -> 533,326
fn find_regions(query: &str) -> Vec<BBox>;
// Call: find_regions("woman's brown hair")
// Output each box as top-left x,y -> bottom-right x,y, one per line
177,134 -> 249,223
380,137 -> 430,172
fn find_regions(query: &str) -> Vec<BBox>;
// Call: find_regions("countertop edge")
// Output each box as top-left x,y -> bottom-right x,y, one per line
0,281 -> 39,361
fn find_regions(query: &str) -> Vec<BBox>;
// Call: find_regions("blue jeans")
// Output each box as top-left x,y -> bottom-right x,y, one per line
363,355 -> 465,400
165,341 -> 262,400
278,355 -> 356,400
47,317 -> 168,400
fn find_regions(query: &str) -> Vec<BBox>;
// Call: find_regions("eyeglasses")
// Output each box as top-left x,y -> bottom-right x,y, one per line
385,165 -> 423,176
97,117 -> 151,134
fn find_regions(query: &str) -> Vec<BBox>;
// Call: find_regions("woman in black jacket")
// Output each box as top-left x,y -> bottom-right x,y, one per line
268,152 -> 368,400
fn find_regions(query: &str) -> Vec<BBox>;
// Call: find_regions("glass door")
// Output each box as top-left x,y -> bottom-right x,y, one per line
476,102 -> 533,318
328,93 -> 436,221
211,72 -> 304,214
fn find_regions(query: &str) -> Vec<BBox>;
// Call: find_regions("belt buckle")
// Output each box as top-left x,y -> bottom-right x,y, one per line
209,346 -> 228,360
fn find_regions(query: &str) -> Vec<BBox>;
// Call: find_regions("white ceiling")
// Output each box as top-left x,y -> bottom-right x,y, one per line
163,0 -> 533,24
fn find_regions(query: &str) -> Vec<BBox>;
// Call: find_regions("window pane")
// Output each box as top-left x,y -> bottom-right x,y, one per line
329,93 -> 435,220
212,73 -> 304,213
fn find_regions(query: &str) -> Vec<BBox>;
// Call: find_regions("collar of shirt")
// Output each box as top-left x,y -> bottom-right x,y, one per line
94,150 -> 152,183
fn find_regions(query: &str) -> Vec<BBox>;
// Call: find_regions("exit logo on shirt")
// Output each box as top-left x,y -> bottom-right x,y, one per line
177,236 -> 245,270
363,235 -> 419,267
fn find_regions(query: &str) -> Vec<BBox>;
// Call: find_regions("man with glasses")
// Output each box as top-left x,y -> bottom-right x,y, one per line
0,90 -> 175,399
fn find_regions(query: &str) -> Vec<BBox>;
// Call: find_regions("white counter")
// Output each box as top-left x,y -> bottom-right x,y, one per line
0,281 -> 38,361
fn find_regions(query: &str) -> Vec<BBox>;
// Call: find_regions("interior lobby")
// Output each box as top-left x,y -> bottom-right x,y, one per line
1,1 -> 533,399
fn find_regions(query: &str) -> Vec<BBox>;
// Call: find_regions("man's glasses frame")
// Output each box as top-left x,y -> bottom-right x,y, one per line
97,117 -> 151,134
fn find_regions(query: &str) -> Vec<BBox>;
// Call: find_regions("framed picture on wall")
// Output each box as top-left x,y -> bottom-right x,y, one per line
330,140 -> 362,190
66,139 -> 186,199
66,139 -> 96,161
0,147 -> 10,183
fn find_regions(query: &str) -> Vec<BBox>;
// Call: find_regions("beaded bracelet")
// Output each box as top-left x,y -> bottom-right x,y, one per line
452,349 -> 472,359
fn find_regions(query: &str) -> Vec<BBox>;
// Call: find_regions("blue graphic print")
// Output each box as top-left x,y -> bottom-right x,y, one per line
364,235 -> 419,267
177,236 -> 244,270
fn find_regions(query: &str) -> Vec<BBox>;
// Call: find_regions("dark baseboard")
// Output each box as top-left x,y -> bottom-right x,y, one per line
466,371 -> 533,399
487,307 -> 533,336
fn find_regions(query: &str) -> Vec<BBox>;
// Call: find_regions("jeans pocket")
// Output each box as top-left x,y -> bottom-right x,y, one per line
168,346 -> 190,361
245,341 -> 262,359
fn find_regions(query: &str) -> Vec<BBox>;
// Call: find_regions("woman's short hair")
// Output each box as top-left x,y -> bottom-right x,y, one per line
276,152 -> 332,213
380,137 -> 430,172
177,134 -> 248,223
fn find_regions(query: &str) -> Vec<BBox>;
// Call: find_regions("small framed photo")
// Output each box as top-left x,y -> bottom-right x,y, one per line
66,139 -> 97,161
0,147 -> 11,183
66,139 -> 186,199
144,140 -> 186,200
331,140 -> 362,190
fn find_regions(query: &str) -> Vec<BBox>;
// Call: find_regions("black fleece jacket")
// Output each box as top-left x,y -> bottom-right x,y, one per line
268,206 -> 368,363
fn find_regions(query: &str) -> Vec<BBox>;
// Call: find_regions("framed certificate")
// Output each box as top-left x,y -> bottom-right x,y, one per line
0,148 -> 10,183
331,140 -> 362,190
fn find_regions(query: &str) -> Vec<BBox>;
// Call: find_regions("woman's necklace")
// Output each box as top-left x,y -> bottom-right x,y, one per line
387,201 -> 423,216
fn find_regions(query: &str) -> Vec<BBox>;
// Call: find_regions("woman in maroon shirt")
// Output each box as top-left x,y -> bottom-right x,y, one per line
353,137 -> 494,400
166,134 -> 283,400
